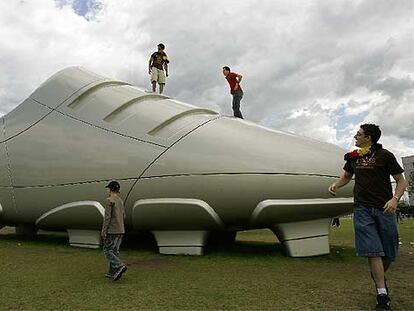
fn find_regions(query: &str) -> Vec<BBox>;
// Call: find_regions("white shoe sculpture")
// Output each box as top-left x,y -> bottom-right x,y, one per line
0,67 -> 353,256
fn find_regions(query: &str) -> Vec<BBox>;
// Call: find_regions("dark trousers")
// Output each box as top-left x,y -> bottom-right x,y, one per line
332,217 -> 340,227
232,90 -> 244,119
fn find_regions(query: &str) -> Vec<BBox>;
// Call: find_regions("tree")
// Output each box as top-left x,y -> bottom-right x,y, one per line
408,171 -> 414,198
399,202 -> 414,216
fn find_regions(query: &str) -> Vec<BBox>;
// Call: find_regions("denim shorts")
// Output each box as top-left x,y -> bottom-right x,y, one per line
353,203 -> 399,261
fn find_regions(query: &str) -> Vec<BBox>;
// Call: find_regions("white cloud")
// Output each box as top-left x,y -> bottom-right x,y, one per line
0,0 -> 413,159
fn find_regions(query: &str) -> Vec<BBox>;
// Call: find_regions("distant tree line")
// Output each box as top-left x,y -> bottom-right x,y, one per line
399,202 -> 414,216
402,171 -> 414,215
408,171 -> 414,200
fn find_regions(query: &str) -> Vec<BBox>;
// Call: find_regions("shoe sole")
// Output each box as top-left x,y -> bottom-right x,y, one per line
113,266 -> 127,281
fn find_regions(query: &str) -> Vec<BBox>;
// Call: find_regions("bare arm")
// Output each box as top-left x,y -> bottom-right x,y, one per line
233,74 -> 242,91
164,63 -> 169,77
383,173 -> 407,214
393,173 -> 407,199
328,170 -> 353,195
148,56 -> 153,74
236,74 -> 242,83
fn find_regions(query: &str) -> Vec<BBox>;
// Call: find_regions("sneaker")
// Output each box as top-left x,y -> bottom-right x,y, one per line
104,273 -> 113,278
113,265 -> 127,281
375,294 -> 391,311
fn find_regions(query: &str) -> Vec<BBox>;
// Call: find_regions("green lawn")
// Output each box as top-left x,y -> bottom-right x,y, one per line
0,219 -> 413,310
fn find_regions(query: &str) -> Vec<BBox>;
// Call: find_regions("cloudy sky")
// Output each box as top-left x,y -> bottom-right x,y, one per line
1,0 -> 413,161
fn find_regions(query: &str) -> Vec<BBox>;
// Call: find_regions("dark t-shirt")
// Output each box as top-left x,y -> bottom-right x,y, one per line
343,146 -> 404,208
150,51 -> 169,70
225,72 -> 242,94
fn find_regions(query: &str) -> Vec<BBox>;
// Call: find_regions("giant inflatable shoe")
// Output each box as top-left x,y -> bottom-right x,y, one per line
0,67 -> 353,256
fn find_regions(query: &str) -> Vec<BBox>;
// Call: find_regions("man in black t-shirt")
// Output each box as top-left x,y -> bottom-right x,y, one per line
148,43 -> 170,94
328,124 -> 407,311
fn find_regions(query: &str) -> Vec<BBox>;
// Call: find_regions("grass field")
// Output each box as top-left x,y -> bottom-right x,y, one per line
0,219 -> 413,310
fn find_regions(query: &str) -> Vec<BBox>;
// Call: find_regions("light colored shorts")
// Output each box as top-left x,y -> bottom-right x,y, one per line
150,67 -> 166,84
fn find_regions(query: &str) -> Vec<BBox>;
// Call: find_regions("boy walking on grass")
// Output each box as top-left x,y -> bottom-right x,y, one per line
101,181 -> 127,281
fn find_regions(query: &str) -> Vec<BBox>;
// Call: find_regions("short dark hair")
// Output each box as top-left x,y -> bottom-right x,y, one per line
157,43 -> 165,49
223,66 -> 230,71
360,123 -> 381,144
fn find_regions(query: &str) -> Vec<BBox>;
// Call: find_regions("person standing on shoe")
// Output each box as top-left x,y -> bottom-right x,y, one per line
222,66 -> 244,119
328,123 -> 407,311
148,43 -> 169,94
101,181 -> 127,281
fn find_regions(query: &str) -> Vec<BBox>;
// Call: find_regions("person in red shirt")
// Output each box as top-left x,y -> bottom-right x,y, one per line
222,66 -> 244,119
